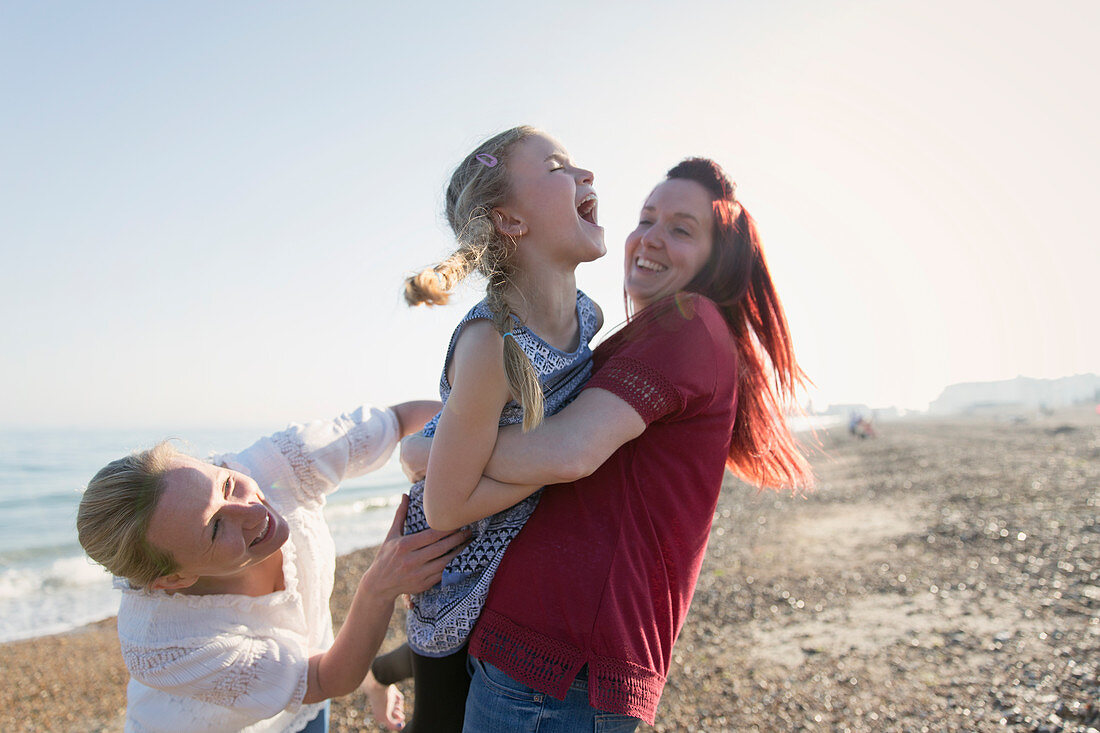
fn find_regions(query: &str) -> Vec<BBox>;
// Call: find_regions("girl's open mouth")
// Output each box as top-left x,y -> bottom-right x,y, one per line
577,193 -> 599,225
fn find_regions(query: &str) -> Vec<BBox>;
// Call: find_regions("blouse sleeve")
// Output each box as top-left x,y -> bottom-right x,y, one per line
585,295 -> 729,425
229,405 -> 401,507
122,632 -> 309,721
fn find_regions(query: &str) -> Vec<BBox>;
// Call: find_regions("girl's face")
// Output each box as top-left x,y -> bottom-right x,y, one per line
624,178 -> 715,311
497,132 -> 605,266
145,455 -> 290,591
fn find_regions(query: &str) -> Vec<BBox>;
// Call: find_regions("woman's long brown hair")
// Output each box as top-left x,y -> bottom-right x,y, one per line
671,158 -> 814,491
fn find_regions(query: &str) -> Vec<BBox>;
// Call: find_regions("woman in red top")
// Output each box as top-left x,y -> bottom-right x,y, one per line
421,157 -> 814,730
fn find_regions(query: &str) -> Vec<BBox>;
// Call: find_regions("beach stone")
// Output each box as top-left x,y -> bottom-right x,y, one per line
4,411 -> 1099,732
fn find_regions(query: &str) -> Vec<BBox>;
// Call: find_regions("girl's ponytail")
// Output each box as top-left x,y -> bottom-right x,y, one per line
404,248 -> 478,306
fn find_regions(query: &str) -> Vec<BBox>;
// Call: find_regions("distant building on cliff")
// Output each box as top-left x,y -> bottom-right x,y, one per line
929,374 -> 1100,415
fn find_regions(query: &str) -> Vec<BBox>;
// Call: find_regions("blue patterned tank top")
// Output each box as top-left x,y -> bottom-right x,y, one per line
403,290 -> 601,656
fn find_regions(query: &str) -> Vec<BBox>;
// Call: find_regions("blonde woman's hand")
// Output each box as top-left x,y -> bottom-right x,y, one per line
364,495 -> 469,600
399,434 -> 432,483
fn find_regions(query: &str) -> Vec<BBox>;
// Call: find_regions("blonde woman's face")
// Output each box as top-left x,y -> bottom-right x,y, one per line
497,132 -> 605,265
624,178 -> 715,311
145,456 -> 289,590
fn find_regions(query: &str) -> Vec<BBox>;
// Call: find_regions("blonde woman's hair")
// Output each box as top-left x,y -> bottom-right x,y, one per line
405,125 -> 546,431
76,441 -> 181,588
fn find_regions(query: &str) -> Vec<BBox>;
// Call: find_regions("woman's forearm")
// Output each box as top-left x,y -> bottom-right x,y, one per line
425,475 -> 545,531
483,422 -> 590,485
304,577 -> 393,703
482,388 -> 647,485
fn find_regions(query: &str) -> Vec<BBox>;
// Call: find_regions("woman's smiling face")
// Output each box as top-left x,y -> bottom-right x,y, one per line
624,178 -> 715,311
145,455 -> 289,591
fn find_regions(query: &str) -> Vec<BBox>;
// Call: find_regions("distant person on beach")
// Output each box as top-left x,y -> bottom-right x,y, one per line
76,402 -> 468,733
368,125 -> 605,732
403,158 -> 814,730
849,411 -> 875,439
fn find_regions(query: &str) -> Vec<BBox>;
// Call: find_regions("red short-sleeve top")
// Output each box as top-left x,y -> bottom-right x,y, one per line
469,293 -> 739,725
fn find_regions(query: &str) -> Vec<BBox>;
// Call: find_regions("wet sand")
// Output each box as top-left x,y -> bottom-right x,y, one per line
2,410 -> 1097,732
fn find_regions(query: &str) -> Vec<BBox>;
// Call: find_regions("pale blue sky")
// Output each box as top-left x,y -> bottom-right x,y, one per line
2,1 -> 1096,428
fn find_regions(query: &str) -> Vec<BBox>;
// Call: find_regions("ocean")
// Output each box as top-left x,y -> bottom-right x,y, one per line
0,427 -> 410,643
0,416 -> 844,644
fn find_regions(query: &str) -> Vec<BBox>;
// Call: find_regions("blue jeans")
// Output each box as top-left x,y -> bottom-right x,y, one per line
463,655 -> 640,732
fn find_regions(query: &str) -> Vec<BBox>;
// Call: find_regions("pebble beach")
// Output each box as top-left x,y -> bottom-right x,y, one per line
2,410 -> 1097,732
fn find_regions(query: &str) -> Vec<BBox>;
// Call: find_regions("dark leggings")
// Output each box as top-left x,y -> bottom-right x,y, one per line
371,642 -> 470,733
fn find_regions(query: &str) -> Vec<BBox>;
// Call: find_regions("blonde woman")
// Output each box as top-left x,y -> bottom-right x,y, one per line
77,402 -> 468,732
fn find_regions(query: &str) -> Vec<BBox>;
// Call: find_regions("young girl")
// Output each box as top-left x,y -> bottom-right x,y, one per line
370,125 -> 605,731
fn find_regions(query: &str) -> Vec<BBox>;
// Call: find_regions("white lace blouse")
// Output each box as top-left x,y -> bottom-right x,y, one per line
116,405 -> 400,733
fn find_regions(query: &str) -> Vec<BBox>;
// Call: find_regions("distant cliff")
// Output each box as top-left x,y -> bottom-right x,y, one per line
929,374 -> 1100,414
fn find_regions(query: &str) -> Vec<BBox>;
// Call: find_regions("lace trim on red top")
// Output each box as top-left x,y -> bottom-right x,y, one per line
470,609 -> 665,724
471,608 -> 583,691
585,355 -> 683,425
587,653 -> 664,724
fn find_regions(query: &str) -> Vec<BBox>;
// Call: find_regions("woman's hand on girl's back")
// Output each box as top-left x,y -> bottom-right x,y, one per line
303,496 -> 470,704
368,495 -> 471,598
